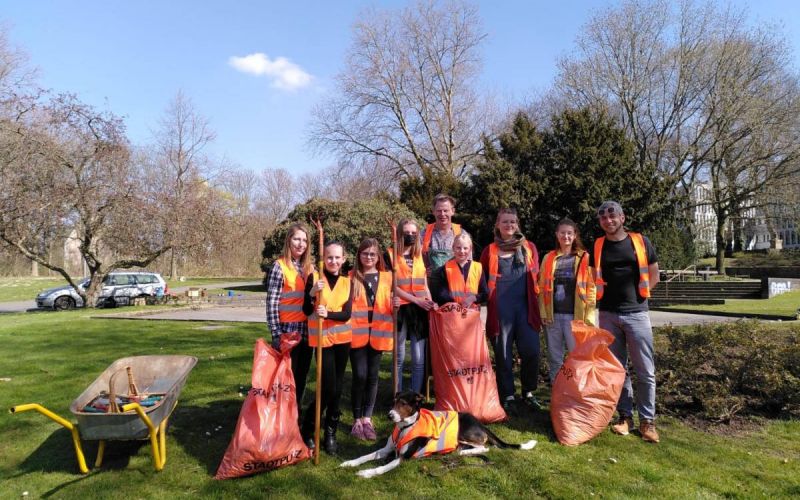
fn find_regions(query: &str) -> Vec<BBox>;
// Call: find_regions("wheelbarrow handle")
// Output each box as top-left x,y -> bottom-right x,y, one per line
10,403 -> 89,474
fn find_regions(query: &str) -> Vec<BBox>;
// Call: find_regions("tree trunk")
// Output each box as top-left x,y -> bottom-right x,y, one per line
170,248 -> 178,280
715,216 -> 727,275
31,259 -> 38,277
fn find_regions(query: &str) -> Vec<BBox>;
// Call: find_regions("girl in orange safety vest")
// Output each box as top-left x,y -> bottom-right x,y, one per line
348,238 -> 393,441
385,218 -> 436,394
265,223 -> 315,409
431,233 -> 489,308
301,241 -> 353,455
538,218 -> 596,384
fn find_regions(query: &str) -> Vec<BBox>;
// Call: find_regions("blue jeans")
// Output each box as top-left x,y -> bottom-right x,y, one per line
599,310 -> 656,421
395,306 -> 427,393
545,313 -> 577,384
491,311 -> 540,401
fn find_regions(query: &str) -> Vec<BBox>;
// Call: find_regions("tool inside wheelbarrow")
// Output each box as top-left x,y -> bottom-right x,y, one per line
429,303 -> 506,423
215,333 -> 311,479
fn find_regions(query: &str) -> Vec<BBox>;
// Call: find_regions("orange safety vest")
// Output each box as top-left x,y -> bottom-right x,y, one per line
350,271 -> 394,351
540,250 -> 591,307
444,260 -> 482,305
485,243 -> 539,294
388,250 -> 427,305
276,257 -> 306,323
593,232 -> 651,300
307,272 -> 352,347
391,409 -> 459,458
421,223 -> 462,254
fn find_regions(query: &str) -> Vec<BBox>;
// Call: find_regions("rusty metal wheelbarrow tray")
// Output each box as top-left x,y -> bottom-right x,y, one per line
70,355 -> 197,440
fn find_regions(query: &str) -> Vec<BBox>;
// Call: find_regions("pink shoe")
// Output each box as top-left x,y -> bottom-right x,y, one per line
350,419 -> 365,440
362,419 -> 377,440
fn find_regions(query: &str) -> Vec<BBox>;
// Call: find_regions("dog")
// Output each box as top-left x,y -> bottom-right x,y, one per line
340,390 -> 537,478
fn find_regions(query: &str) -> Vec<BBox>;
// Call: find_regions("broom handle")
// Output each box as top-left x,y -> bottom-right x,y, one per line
389,219 -> 399,394
312,217 -> 324,465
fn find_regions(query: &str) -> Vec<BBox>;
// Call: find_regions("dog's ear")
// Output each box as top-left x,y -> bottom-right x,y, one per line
394,391 -> 401,401
415,392 -> 424,404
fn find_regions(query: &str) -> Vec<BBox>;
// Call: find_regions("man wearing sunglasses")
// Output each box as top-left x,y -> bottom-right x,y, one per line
592,200 -> 660,443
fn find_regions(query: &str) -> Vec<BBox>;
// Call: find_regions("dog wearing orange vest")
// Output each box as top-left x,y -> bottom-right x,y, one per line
340,390 -> 537,478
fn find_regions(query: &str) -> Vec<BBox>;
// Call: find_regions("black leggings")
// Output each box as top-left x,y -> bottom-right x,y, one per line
291,339 -> 313,407
306,342 -> 351,418
349,345 -> 383,418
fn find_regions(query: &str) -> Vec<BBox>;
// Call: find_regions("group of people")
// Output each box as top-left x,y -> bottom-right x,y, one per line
265,195 -> 661,455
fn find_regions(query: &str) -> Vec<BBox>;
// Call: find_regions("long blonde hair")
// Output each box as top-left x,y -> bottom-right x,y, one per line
396,218 -> 422,259
281,223 -> 313,277
352,238 -> 385,300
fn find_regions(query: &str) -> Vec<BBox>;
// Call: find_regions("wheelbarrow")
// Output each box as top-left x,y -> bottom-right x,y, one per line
10,355 -> 197,473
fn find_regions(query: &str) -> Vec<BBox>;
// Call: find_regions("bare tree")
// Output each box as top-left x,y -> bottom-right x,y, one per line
0,93 -> 173,305
696,31 -> 800,271
151,90 -> 217,279
308,0 -> 491,180
555,0 -> 800,272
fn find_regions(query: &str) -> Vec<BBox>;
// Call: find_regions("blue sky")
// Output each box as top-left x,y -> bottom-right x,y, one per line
1,1 -> 798,175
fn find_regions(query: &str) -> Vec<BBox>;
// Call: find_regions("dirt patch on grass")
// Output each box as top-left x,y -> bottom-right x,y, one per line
679,414 -> 767,436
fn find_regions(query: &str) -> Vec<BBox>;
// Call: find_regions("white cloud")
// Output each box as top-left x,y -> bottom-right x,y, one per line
228,53 -> 312,91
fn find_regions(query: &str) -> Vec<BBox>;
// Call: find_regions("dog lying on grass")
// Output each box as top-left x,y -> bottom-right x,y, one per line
340,390 -> 537,478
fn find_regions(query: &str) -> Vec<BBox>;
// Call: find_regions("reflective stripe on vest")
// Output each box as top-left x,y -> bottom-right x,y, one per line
540,250 -> 590,307
350,271 -> 394,351
307,272 -> 352,347
391,409 -> 459,458
277,258 -> 306,323
422,223 -> 462,254
593,232 -> 650,300
444,260 -> 482,305
389,250 -> 427,305
486,243 -> 539,294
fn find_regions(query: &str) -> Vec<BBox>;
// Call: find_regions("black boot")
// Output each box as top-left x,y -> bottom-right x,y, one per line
301,406 -> 316,451
323,412 -> 340,455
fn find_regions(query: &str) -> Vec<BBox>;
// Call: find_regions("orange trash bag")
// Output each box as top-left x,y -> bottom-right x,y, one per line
215,334 -> 311,479
429,303 -> 506,423
550,321 -> 626,446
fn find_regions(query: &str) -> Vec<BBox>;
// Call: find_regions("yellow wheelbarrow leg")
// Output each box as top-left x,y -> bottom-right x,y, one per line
121,403 -> 162,471
95,440 -> 106,468
157,400 -> 178,469
10,404 -> 89,474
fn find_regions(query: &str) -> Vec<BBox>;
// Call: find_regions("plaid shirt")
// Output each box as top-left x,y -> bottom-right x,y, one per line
265,259 -> 309,341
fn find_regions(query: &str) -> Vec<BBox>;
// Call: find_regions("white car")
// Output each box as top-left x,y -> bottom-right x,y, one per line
36,271 -> 168,310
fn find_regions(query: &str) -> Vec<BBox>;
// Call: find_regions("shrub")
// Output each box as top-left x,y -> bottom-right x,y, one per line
656,321 -> 800,421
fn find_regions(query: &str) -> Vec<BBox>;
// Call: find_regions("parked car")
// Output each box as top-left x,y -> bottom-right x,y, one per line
36,271 -> 168,310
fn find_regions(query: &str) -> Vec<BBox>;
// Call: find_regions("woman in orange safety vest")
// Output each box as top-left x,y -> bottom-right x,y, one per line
538,218 -> 596,384
348,238 -> 393,441
479,208 -> 542,414
300,241 -> 353,455
385,218 -> 436,394
431,233 -> 489,308
265,223 -> 315,408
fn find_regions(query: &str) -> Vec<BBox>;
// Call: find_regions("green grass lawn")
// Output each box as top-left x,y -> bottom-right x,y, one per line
0,277 -> 65,302
1,312 -> 798,498
664,290 -> 800,317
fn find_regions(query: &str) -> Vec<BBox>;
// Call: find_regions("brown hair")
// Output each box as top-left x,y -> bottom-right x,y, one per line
352,238 -> 386,300
495,207 -> 518,222
555,218 -> 586,254
281,223 -> 313,277
396,218 -> 422,259
432,193 -> 456,209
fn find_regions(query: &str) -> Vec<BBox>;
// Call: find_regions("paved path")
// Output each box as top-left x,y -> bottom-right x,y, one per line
0,281 -> 262,313
121,304 -> 743,327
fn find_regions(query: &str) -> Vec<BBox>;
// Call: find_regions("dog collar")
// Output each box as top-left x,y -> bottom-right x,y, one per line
397,411 -> 420,431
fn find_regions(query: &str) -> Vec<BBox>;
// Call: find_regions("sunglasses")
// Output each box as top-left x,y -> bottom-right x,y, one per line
360,251 -> 378,258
